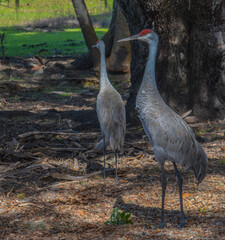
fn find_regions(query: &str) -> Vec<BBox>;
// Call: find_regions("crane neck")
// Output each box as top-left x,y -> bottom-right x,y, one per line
99,46 -> 112,91
141,41 -> 158,90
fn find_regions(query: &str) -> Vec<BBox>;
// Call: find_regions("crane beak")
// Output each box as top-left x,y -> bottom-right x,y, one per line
117,34 -> 140,43
92,44 -> 97,48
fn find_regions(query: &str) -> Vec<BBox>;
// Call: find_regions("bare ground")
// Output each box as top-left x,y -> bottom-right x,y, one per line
0,59 -> 224,239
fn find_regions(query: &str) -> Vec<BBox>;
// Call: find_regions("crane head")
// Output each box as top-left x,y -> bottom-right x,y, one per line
117,29 -> 158,44
92,40 -> 104,50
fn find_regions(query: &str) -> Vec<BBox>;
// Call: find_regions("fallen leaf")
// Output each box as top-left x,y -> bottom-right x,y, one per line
32,65 -> 42,70
182,193 -> 191,198
121,180 -> 127,183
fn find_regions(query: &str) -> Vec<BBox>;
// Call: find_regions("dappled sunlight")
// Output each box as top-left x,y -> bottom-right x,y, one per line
1,154 -> 224,238
2,27 -> 108,57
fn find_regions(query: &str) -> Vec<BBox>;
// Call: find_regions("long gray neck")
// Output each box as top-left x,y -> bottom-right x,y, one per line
141,41 -> 158,91
99,46 -> 112,91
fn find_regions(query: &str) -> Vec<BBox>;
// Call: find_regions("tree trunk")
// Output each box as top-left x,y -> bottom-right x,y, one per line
106,2 -> 131,73
15,0 -> 19,8
72,0 -> 131,73
71,0 -> 100,70
118,0 -> 225,123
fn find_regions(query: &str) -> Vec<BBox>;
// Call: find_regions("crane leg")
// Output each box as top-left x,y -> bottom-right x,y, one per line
115,149 -> 118,181
159,163 -> 167,228
103,135 -> 106,179
173,162 -> 186,228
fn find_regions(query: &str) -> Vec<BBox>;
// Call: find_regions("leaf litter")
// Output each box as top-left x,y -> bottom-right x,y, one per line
0,58 -> 224,239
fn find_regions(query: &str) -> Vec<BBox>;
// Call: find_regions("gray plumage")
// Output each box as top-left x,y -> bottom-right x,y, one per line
118,30 -> 208,228
93,40 -> 126,179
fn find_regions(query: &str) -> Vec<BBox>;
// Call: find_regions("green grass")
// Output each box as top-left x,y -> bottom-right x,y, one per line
0,0 -> 113,27
0,0 -> 112,58
1,27 -> 108,58
219,157 -> 225,165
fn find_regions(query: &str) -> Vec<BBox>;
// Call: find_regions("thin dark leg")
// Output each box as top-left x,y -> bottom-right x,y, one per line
159,163 -> 167,228
103,135 -> 106,179
115,149 -> 118,181
173,162 -> 186,227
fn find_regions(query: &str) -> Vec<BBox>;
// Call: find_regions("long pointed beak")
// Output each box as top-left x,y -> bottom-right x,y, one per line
92,44 -> 97,48
117,34 -> 140,43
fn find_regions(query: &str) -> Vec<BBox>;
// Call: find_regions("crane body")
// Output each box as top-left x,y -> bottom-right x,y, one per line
93,40 -> 126,180
118,30 -> 208,228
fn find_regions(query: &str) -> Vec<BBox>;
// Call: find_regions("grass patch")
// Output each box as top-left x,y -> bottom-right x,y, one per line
43,84 -> 80,94
0,28 -> 107,58
219,157 -> 225,165
0,0 -> 113,27
17,193 -> 26,200
0,0 -> 112,58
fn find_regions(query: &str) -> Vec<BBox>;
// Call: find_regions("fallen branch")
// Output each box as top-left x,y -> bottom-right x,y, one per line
0,149 -> 37,160
181,109 -> 192,119
51,147 -> 87,152
18,130 -> 77,139
0,81 -> 21,91
51,168 -> 114,181
29,147 -> 87,153
18,130 -> 101,140
0,160 -> 40,178
122,153 -> 144,161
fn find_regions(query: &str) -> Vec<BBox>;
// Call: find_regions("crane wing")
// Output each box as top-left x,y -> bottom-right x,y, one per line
140,107 -> 201,170
96,90 -> 126,151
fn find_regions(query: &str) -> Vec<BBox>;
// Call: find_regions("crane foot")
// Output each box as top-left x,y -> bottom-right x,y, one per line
158,221 -> 166,229
179,219 -> 187,228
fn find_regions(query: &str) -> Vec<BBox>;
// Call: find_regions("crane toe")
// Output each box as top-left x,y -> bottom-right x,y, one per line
179,219 -> 187,228
158,221 -> 166,229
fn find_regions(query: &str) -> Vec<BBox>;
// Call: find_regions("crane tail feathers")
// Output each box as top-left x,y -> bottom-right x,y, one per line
94,139 -> 105,152
192,149 -> 208,184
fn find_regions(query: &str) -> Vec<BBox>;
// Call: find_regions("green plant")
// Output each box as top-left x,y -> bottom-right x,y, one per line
104,207 -> 133,225
17,193 -> 26,199
198,207 -> 207,213
219,157 -> 225,165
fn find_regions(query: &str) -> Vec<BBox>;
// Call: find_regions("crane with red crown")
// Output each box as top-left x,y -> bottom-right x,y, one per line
118,29 -> 208,228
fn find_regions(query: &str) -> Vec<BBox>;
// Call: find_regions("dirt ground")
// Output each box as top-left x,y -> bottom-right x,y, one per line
0,58 -> 224,239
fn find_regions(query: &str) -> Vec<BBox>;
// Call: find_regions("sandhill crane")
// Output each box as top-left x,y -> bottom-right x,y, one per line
92,40 -> 126,180
118,29 -> 208,228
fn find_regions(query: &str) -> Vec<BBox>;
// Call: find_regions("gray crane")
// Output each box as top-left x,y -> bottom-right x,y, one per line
92,40 -> 126,180
118,29 -> 208,228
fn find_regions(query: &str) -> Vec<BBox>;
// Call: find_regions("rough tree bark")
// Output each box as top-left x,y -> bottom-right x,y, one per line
15,0 -> 19,8
107,1 -> 131,72
72,0 -> 131,73
71,0 -> 100,70
118,0 -> 225,123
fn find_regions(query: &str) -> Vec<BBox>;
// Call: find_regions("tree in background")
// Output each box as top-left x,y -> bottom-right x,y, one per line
71,0 -> 100,70
106,1 -> 131,73
72,0 -> 131,73
15,0 -> 19,8
118,0 -> 225,123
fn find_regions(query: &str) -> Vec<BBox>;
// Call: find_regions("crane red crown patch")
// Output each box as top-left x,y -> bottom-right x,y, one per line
139,29 -> 151,36
96,40 -> 100,44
